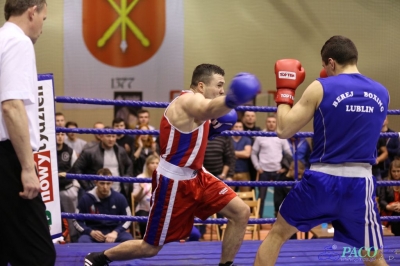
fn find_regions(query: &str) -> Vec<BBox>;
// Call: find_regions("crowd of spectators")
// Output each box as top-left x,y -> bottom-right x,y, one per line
55,110 -> 157,243
55,110 -> 400,241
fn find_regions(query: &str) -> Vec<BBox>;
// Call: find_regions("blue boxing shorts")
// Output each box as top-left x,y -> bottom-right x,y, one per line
279,163 -> 383,249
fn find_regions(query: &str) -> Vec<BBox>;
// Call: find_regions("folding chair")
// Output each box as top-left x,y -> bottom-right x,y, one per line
220,198 -> 261,240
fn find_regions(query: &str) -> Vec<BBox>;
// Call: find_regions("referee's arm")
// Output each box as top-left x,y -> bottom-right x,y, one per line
2,99 -> 40,199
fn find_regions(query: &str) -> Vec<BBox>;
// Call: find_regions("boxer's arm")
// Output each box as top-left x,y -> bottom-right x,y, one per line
276,80 -> 323,139
182,73 -> 260,121
182,93 -> 231,121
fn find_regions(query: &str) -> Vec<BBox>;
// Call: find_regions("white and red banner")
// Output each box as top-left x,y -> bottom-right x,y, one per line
34,74 -> 61,239
63,0 -> 184,108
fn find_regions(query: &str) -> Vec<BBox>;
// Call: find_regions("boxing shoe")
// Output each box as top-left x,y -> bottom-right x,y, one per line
84,251 -> 111,266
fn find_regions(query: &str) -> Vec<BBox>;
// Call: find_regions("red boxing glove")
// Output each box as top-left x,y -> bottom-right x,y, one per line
320,68 -> 328,78
274,59 -> 305,106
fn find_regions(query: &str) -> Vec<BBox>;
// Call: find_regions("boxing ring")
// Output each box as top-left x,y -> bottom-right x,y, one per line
55,96 -> 400,266
54,239 -> 400,265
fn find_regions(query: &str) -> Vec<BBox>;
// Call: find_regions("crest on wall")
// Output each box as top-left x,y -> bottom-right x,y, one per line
82,0 -> 166,67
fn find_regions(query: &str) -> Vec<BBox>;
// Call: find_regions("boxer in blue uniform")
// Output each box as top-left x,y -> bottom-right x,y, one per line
254,36 -> 389,266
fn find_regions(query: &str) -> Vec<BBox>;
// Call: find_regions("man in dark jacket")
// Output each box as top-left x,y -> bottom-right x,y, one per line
57,131 -> 80,242
70,128 -> 133,200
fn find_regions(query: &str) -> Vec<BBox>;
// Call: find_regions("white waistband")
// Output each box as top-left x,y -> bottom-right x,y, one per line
156,158 -> 199,181
310,163 -> 372,178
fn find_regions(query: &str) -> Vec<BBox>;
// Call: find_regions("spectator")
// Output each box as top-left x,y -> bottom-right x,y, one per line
288,137 -> 311,169
274,160 -> 306,240
73,168 -> 133,243
55,112 -> 66,127
83,122 -> 105,150
274,161 -> 305,217
64,121 -> 87,156
251,115 -> 292,217
373,137 -> 388,181
381,117 -> 400,178
204,136 -> 235,181
56,131 -> 80,242
280,153 -> 293,174
55,112 -> 68,143
137,109 -> 157,142
132,154 -> 159,238
71,127 -> 133,198
241,111 -> 261,183
242,111 -> 260,132
132,123 -> 158,177
112,117 -> 134,155
115,106 -> 138,130
231,121 -> 252,192
203,134 -> 236,238
379,160 -> 400,236
137,109 -> 156,130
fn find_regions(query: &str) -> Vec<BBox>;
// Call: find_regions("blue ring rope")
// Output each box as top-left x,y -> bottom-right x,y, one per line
62,213 -> 399,223
56,127 -> 400,138
65,173 -> 400,187
55,96 -> 400,114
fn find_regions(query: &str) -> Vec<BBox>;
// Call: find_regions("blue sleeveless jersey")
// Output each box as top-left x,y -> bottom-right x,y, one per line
310,74 -> 389,165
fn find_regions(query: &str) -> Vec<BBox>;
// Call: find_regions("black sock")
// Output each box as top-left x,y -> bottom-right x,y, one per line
219,261 -> 233,266
102,251 -> 112,262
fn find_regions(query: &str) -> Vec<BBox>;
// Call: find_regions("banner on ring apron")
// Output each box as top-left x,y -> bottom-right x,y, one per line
33,74 -> 62,240
63,0 -> 184,108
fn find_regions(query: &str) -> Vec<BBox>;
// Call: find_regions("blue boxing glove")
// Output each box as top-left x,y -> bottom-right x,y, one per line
225,73 -> 261,108
209,109 -> 238,140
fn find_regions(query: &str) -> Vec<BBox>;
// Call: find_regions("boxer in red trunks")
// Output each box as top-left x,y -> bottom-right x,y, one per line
85,64 -> 260,266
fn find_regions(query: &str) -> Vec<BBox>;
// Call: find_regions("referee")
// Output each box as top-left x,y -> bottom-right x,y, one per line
0,1 -> 55,265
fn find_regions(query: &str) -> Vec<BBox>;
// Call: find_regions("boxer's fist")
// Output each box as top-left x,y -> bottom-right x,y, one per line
209,109 -> 238,140
320,68 -> 328,78
274,59 -> 305,106
225,73 -> 260,108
